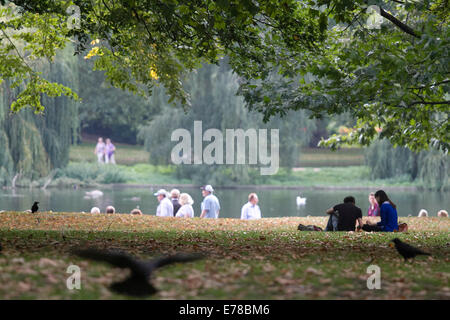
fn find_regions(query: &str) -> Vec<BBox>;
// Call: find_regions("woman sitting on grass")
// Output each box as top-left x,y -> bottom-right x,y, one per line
362,190 -> 399,232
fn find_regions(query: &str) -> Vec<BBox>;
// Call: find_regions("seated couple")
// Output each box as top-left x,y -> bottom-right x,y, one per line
325,190 -> 399,232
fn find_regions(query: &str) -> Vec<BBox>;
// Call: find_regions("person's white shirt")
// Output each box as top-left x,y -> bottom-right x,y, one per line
241,202 -> 261,220
176,204 -> 194,218
156,197 -> 174,217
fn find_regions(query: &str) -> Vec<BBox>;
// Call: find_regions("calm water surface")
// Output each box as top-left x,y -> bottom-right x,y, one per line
0,186 -> 448,218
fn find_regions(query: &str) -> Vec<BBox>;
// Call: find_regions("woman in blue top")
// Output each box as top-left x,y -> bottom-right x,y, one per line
362,190 -> 399,232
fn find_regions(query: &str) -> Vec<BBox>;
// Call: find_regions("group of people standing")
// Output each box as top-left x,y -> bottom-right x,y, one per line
94,137 -> 116,164
153,185 -> 261,220
154,185 -> 221,218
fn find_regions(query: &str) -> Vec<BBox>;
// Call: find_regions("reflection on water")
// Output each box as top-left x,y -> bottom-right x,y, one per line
0,186 -> 448,218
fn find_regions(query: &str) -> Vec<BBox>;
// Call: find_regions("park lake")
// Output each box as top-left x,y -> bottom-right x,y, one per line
1,186 -> 448,218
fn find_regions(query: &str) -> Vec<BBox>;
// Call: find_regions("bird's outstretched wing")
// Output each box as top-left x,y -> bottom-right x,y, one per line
73,248 -> 142,272
149,253 -> 204,270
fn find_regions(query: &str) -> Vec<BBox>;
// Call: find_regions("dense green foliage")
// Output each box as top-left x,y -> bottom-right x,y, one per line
237,0 -> 450,152
1,0 -> 448,152
77,57 -> 159,144
365,139 -> 449,190
0,47 -> 79,185
138,62 -> 315,184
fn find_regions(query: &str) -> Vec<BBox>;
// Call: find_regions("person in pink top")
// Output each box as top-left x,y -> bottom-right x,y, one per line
367,192 -> 380,217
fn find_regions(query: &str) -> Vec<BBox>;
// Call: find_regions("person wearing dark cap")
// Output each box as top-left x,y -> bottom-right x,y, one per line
200,185 -> 220,219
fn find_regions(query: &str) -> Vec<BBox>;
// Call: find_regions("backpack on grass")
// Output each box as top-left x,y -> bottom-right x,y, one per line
297,224 -> 323,232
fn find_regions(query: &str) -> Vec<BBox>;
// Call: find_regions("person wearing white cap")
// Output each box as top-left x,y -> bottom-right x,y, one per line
154,189 -> 174,217
200,185 -> 220,219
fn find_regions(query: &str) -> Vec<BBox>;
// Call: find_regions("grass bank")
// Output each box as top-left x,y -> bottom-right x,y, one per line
69,143 -> 365,168
0,212 -> 448,299
27,162 -> 419,190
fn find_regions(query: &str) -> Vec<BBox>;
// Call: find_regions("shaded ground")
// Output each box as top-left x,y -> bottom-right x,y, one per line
0,212 -> 448,299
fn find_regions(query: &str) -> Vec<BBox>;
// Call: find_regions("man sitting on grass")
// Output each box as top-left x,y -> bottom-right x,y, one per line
325,196 -> 363,232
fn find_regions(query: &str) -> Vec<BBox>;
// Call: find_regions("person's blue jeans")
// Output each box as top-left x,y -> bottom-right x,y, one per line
325,213 -> 339,231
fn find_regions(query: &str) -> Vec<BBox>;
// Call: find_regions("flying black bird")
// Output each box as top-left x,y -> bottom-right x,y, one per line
391,238 -> 431,261
31,202 -> 39,213
73,248 -> 204,296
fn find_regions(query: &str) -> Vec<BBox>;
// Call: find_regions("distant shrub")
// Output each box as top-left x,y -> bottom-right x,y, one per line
57,162 -> 127,184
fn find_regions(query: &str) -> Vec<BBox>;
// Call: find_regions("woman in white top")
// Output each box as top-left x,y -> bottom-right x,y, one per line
176,193 -> 194,218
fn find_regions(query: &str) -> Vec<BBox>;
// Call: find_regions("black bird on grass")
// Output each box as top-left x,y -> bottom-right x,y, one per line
31,201 -> 39,213
391,238 -> 431,261
73,248 -> 204,296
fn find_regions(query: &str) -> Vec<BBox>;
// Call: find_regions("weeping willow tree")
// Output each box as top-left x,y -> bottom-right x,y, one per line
0,47 -> 79,185
365,140 -> 449,191
138,61 -> 315,185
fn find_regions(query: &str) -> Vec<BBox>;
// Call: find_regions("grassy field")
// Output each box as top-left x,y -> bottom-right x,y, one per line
66,142 -> 415,188
0,212 -> 448,300
45,162 -> 418,189
70,143 -> 365,168
298,147 -> 364,167
70,142 -> 149,166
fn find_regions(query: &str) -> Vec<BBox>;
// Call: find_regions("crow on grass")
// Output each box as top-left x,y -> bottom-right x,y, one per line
73,248 -> 204,297
31,202 -> 39,213
391,238 -> 431,261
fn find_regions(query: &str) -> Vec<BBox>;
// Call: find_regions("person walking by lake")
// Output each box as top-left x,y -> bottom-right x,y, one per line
154,189 -> 173,217
94,137 -> 106,163
170,189 -> 182,216
176,193 -> 194,218
200,185 -> 220,219
105,138 -> 116,164
324,196 -> 363,231
367,192 -> 380,217
362,190 -> 399,232
241,193 -> 262,220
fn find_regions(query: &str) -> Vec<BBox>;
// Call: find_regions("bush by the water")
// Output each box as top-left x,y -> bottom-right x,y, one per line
53,162 -> 127,185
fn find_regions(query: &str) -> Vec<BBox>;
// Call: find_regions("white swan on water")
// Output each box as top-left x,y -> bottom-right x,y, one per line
85,190 -> 104,198
296,195 -> 307,206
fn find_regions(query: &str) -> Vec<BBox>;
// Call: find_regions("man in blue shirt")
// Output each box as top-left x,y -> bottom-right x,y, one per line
200,185 -> 220,218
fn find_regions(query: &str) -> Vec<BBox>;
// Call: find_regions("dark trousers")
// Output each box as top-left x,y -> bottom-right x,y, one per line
362,224 -> 383,232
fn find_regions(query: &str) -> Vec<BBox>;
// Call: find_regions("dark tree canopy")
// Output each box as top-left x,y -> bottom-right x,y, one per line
0,0 -> 449,151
